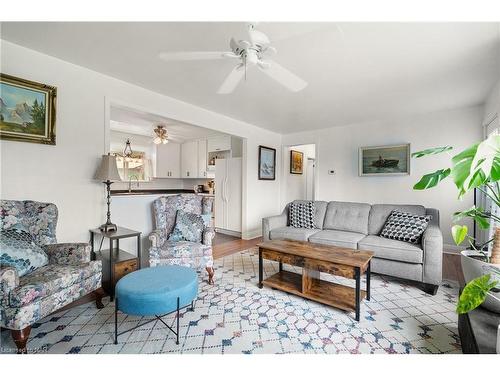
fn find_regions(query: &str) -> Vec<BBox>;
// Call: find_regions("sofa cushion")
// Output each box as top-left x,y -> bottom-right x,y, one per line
289,200 -> 328,229
368,204 -> 426,235
323,201 -> 371,234
0,229 -> 49,277
289,201 -> 315,229
380,210 -> 430,244
270,227 -> 321,241
8,261 -> 101,307
358,235 -> 423,264
308,230 -> 366,249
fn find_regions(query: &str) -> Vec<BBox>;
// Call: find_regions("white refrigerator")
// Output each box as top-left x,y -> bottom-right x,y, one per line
215,157 -> 242,235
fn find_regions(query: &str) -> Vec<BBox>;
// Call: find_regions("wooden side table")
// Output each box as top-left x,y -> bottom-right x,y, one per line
90,226 -> 141,301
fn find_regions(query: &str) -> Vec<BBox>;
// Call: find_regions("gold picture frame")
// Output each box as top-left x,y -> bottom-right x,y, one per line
290,150 -> 304,174
0,73 -> 57,145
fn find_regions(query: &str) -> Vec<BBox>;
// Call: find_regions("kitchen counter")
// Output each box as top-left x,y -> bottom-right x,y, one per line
111,189 -> 214,197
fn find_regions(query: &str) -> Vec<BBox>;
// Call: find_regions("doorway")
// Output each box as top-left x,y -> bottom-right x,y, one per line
282,143 -> 317,204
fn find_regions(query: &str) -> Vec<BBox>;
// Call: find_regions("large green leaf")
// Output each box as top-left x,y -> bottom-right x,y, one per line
456,274 -> 498,314
452,135 -> 500,198
411,146 -> 453,158
413,168 -> 451,190
453,206 -> 491,230
451,225 -> 468,245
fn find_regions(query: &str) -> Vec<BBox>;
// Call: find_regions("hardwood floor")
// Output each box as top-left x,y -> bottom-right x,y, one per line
213,234 -> 465,285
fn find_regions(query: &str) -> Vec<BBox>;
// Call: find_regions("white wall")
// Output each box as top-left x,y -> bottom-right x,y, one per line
0,40 -> 282,241
483,80 -> 499,125
282,106 -> 483,246
283,144 -> 316,203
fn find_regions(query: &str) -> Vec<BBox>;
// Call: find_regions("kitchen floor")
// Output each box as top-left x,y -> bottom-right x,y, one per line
212,233 -> 262,259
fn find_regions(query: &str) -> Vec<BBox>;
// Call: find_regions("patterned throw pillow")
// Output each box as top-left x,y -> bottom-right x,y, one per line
169,211 -> 211,243
380,210 -> 431,244
289,201 -> 316,229
0,229 -> 49,277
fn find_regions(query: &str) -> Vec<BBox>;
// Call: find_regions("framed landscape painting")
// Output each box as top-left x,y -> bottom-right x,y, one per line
0,73 -> 57,145
258,146 -> 276,180
290,149 -> 304,174
359,144 -> 410,176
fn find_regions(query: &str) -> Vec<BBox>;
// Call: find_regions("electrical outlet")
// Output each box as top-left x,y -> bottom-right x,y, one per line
328,170 -> 335,175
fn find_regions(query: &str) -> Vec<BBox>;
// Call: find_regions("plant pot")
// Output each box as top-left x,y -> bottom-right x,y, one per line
461,250 -> 500,313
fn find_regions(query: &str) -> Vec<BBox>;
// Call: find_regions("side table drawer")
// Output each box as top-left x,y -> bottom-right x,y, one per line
114,259 -> 138,282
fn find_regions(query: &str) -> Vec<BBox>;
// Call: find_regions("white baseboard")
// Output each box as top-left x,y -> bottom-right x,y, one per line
242,228 -> 262,240
215,228 -> 241,238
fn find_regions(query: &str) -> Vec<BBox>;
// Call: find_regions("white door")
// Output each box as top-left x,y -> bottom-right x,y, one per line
226,158 -> 242,232
156,143 -> 180,178
197,139 -> 208,178
181,141 -> 198,178
305,158 -> 315,200
214,159 -> 227,229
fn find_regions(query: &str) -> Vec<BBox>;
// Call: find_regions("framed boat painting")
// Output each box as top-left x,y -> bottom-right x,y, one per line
0,73 -> 57,145
359,144 -> 410,176
258,146 -> 276,180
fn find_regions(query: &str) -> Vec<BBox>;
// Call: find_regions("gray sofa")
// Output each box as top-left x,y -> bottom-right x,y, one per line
262,200 -> 443,294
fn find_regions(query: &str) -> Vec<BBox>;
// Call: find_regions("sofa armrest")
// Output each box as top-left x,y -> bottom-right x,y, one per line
421,224 -> 443,285
149,230 -> 167,248
43,243 -> 91,265
262,213 -> 288,241
202,227 -> 215,246
0,266 -> 19,299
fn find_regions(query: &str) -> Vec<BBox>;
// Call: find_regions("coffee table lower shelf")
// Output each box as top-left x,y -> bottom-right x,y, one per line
262,270 -> 366,313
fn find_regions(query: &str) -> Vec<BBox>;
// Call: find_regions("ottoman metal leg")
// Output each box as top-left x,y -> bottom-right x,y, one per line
114,299 -> 118,345
191,300 -> 195,312
176,297 -> 180,345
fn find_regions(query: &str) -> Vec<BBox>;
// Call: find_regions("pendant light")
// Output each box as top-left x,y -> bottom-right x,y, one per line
153,125 -> 169,145
123,139 -> 133,160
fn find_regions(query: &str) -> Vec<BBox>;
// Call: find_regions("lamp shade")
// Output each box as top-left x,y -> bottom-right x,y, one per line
94,154 -> 122,182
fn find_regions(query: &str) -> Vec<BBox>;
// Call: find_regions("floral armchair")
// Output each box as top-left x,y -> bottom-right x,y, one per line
149,194 -> 215,284
0,200 -> 103,353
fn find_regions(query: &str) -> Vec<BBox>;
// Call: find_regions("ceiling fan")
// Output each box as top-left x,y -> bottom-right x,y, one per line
159,23 -> 308,94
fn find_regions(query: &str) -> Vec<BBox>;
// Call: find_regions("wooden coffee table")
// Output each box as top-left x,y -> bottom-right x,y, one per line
257,239 -> 374,321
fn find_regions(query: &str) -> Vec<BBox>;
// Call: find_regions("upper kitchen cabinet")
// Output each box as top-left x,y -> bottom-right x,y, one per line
156,142 -> 181,178
181,140 -> 198,178
207,135 -> 231,152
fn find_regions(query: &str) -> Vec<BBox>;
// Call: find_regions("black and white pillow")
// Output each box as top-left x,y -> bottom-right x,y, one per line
380,210 -> 431,244
289,201 -> 315,229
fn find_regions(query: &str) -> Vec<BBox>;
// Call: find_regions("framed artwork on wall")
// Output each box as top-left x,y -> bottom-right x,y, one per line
0,73 -> 57,145
258,145 -> 276,180
290,149 -> 304,174
359,143 -> 410,176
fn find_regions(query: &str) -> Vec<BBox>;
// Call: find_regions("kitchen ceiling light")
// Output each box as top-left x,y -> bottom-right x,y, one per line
153,124 -> 169,144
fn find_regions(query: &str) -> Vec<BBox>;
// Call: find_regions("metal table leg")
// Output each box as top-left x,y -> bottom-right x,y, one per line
109,238 -> 114,302
176,297 -> 180,345
137,234 -> 141,269
366,261 -> 371,301
355,267 -> 361,322
258,248 -> 263,289
114,298 -> 118,344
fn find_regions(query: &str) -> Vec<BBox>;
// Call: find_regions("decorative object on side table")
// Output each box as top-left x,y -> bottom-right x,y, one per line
89,226 -> 141,301
258,145 -> 276,180
94,153 -> 122,232
359,143 -> 410,176
290,149 -> 304,174
0,73 -> 57,145
412,134 -> 500,313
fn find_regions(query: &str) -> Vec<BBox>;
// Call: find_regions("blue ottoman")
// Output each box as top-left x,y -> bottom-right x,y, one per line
114,265 -> 198,345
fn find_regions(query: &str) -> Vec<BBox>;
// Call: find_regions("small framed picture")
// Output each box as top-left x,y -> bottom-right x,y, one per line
258,146 -> 276,180
0,73 -> 57,145
290,150 -> 304,174
359,144 -> 410,176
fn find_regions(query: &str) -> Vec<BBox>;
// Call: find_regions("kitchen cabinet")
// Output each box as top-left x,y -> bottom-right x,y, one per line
197,139 -> 208,178
181,140 -> 198,178
207,135 -> 231,152
156,142 -> 180,178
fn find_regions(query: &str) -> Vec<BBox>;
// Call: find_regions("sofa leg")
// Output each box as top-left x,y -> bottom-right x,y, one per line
11,326 -> 31,354
422,283 -> 439,295
206,267 -> 215,285
95,288 -> 105,309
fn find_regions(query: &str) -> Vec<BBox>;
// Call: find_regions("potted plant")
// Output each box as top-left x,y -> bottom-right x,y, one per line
412,134 -> 500,313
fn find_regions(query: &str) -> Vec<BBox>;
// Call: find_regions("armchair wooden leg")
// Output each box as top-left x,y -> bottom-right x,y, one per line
206,267 -> 215,285
11,326 -> 31,354
95,287 -> 105,309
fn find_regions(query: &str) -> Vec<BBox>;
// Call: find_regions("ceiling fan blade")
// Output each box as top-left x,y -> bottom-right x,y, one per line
217,64 -> 245,94
258,61 -> 307,92
159,51 -> 227,61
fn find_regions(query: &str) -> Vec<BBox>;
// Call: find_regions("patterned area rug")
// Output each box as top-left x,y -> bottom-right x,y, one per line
1,248 -> 461,354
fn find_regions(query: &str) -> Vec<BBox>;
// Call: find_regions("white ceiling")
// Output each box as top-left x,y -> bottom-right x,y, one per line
2,22 -> 499,134
110,105 -> 224,143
